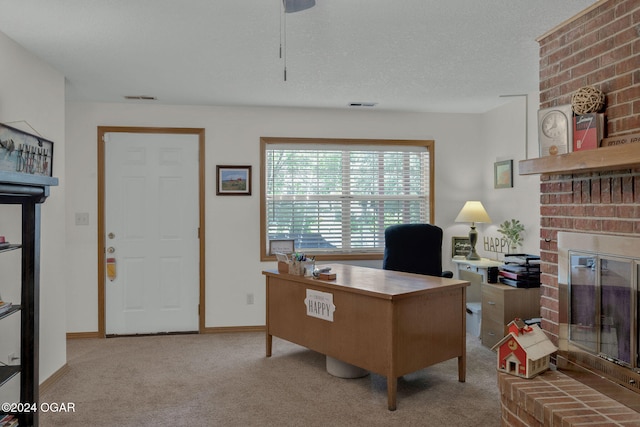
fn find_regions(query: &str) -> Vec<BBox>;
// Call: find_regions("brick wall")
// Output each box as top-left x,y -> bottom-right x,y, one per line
536,0 -> 640,345
498,371 -> 640,426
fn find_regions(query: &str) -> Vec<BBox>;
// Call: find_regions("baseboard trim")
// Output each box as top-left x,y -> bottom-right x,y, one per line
202,325 -> 265,334
40,363 -> 70,395
65,327 -> 265,338
67,331 -> 102,339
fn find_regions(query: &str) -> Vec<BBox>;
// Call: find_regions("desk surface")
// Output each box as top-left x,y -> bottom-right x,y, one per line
263,263 -> 469,300
452,257 -> 503,268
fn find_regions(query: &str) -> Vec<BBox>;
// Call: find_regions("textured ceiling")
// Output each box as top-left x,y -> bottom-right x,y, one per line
0,0 -> 597,113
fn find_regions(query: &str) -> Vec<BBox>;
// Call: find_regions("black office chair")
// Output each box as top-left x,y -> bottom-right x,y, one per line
382,223 -> 454,278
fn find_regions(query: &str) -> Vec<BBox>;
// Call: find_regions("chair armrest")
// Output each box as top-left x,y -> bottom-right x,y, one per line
441,270 -> 454,278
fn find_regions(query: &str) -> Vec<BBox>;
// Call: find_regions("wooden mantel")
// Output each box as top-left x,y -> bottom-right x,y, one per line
519,143 -> 640,175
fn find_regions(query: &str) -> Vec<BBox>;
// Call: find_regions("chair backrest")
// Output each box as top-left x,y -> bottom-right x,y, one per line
382,223 -> 444,276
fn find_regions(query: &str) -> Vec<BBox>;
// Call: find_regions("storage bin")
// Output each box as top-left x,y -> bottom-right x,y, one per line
466,302 -> 482,337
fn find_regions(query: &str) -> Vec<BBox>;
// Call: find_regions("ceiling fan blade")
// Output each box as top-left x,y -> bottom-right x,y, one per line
283,0 -> 316,13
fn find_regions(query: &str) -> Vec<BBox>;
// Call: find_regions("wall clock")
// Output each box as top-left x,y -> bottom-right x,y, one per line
537,104 -> 573,157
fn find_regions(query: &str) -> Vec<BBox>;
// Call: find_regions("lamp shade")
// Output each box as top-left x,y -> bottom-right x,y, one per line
455,201 -> 492,224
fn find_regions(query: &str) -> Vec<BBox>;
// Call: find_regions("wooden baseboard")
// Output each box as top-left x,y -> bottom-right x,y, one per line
67,331 -> 103,339
65,327 -> 264,338
202,325 -> 265,334
39,363 -> 70,395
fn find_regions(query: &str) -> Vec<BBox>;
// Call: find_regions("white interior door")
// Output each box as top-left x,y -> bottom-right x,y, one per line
105,132 -> 199,335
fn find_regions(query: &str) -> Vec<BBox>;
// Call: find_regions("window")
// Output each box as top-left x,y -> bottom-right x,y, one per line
260,137 -> 434,260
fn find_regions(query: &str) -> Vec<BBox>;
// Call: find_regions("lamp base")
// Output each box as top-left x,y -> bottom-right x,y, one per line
466,250 -> 481,261
466,224 -> 480,260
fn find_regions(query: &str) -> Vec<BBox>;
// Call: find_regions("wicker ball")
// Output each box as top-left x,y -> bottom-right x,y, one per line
571,86 -> 605,114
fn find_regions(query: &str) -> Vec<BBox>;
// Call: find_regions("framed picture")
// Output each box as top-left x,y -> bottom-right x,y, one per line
494,159 -> 513,189
268,239 -> 295,256
0,122 -> 54,177
216,165 -> 251,195
451,236 -> 471,258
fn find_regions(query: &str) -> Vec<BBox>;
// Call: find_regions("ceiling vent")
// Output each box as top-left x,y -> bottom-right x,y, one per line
349,102 -> 377,108
124,95 -> 157,101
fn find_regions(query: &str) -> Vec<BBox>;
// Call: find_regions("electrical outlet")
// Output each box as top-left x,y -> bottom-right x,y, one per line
246,293 -> 254,305
75,212 -> 90,226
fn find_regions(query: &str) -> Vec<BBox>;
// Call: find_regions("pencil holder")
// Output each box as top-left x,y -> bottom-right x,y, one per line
289,260 -> 304,276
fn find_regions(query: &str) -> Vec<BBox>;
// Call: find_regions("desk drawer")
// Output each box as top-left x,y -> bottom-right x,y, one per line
481,285 -> 504,321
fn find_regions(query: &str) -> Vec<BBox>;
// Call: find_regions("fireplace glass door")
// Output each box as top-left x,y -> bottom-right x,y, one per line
569,252 -> 634,367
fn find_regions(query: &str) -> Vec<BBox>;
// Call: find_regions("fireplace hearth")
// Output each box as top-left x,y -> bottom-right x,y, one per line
557,232 -> 640,412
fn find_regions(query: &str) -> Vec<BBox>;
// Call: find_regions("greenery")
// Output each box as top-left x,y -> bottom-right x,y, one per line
497,219 -> 525,250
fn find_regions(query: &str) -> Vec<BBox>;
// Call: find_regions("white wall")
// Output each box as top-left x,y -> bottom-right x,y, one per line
65,102 -> 490,331
478,95 -> 541,257
0,31 -> 67,386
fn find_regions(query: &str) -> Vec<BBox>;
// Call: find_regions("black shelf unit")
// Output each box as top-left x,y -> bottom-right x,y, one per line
0,171 -> 57,427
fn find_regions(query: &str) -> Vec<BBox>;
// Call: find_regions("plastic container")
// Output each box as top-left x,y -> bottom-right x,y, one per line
466,302 -> 482,337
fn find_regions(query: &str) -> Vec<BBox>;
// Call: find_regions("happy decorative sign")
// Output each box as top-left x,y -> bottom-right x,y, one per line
304,289 -> 335,322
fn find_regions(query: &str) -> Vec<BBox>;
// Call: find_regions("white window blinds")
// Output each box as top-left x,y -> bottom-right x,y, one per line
264,141 -> 431,255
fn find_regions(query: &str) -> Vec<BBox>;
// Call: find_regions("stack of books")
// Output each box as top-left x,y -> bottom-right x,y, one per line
0,301 -> 13,315
0,414 -> 18,427
499,254 -> 541,288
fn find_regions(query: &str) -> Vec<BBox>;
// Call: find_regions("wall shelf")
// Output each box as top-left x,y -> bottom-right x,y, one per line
519,143 -> 640,175
0,171 -> 58,427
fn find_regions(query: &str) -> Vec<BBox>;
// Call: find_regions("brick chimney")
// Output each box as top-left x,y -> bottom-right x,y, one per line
536,0 -> 640,345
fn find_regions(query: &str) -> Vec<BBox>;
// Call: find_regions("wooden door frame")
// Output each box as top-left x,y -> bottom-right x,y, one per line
97,126 -> 206,337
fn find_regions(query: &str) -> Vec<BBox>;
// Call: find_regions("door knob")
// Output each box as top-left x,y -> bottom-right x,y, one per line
108,232 -> 115,239
107,247 -> 115,253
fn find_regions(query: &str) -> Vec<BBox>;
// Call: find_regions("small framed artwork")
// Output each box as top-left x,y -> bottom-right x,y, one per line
216,165 -> 251,195
0,122 -> 54,177
494,160 -> 513,189
269,239 -> 295,256
452,236 -> 471,258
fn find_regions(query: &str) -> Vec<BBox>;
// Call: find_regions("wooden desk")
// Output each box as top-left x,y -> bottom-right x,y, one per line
263,264 -> 469,410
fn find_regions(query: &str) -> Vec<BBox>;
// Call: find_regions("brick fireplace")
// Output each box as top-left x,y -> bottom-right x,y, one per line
536,0 -> 639,356
498,1 -> 640,424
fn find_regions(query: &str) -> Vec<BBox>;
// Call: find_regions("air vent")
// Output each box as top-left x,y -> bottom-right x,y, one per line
124,95 -> 157,101
348,102 -> 377,107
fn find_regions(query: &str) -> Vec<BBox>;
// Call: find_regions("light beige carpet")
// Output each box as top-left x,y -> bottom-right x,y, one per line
40,332 -> 500,426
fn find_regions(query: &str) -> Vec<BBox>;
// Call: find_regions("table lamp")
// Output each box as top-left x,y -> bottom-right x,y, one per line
455,201 -> 491,260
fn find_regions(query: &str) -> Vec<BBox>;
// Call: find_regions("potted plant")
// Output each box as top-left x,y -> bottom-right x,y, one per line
497,219 -> 525,254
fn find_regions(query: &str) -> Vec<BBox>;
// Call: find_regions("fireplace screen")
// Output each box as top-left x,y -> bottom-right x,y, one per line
569,252 -> 636,367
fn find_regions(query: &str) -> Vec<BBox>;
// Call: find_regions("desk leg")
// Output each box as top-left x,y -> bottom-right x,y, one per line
458,288 -> 466,382
387,377 -> 397,411
266,332 -> 272,357
458,355 -> 466,382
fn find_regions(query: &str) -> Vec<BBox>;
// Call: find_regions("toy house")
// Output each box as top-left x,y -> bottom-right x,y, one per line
491,318 -> 557,379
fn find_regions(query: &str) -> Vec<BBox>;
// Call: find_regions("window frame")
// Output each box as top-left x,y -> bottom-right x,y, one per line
260,137 -> 435,261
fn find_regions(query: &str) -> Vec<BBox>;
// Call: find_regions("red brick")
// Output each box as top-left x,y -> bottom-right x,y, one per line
574,218 -> 602,231
617,205 -> 637,217
592,205 -> 616,217
622,176 -> 635,203
603,219 -> 634,233
606,100 -> 633,119
601,177 -> 612,203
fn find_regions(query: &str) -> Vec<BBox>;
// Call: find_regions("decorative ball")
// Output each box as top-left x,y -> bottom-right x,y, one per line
571,86 -> 605,114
